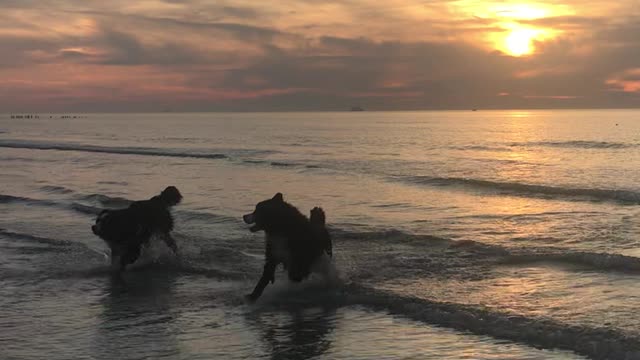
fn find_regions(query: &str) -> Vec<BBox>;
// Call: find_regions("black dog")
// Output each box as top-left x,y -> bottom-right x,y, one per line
91,186 -> 182,271
243,193 -> 332,302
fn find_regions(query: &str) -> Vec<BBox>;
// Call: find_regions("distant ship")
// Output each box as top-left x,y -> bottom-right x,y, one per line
350,106 -> 365,111
10,114 -> 39,119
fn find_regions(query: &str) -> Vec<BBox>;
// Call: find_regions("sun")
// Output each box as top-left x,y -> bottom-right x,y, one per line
463,3 -> 568,57
493,24 -> 554,57
504,28 -> 538,56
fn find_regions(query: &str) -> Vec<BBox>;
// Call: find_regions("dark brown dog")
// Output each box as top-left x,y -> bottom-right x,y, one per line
243,193 -> 332,302
91,186 -> 182,272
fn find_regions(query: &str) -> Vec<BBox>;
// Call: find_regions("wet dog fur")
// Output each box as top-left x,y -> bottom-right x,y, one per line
243,193 -> 332,302
91,186 -> 182,272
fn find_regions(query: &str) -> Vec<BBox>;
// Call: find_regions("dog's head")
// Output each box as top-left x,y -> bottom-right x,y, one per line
243,193 -> 290,233
159,186 -> 182,206
91,209 -> 112,237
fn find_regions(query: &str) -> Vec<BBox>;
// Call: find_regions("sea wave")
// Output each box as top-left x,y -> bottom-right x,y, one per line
0,228 -> 72,247
0,191 -> 238,226
0,139 -> 229,160
0,139 -> 329,171
332,227 -> 447,243
2,262 -> 248,282
7,186 -> 640,276
240,158 -> 321,170
80,193 -> 132,208
512,140 -> 635,149
398,176 -> 640,204
0,233 -> 247,282
334,226 -> 640,274
96,180 -> 128,186
78,193 -> 237,223
504,251 -> 640,273
449,145 -> 513,152
270,161 -> 296,167
69,203 -> 102,215
240,160 -> 298,167
40,185 -> 74,194
451,140 -> 636,151
174,209 -> 239,224
345,284 -> 640,360
5,204 -> 640,360
0,194 -> 61,207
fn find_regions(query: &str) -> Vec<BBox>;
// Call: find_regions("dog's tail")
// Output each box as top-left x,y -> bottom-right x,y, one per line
310,207 -> 326,226
159,186 -> 183,207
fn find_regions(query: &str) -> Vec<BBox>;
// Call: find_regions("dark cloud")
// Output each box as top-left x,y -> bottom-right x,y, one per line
65,9 -> 287,43
97,28 -> 208,65
219,6 -> 261,19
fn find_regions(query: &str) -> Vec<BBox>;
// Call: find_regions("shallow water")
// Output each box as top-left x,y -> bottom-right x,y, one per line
2,110 -> 640,359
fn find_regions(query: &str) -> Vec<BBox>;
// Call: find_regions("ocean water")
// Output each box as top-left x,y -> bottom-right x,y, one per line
2,110 -> 640,359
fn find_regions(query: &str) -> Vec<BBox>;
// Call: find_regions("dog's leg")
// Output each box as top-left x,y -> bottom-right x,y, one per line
246,260 -> 277,302
325,234 -> 333,258
162,233 -> 178,254
109,244 -> 122,271
119,241 -> 142,271
288,260 -> 310,282
310,207 -> 332,258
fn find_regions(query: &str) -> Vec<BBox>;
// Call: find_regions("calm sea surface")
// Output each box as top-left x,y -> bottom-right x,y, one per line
3,110 -> 640,359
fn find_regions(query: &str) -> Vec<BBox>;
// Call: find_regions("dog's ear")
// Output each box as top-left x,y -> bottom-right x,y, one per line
272,193 -> 284,202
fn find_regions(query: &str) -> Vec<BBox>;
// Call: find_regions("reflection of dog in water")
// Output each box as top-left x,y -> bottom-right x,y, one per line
243,193 -> 333,302
91,186 -> 182,272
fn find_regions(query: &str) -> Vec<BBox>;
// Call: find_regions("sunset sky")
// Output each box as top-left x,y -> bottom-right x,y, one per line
1,0 -> 640,111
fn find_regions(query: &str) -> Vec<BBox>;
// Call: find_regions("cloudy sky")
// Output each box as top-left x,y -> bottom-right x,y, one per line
1,0 -> 639,111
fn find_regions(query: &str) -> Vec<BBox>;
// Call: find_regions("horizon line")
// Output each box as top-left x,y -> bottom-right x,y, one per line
3,107 -> 640,115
